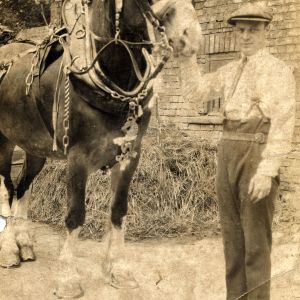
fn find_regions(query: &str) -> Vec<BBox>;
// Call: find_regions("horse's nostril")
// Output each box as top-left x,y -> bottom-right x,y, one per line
168,39 -> 174,46
179,38 -> 186,47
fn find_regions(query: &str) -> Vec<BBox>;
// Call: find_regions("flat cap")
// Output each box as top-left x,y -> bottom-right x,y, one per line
228,3 -> 273,25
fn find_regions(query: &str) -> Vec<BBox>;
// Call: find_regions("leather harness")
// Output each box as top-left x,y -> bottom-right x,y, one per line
1,0 -> 173,163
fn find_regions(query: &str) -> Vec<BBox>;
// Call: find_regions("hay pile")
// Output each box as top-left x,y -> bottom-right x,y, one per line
29,126 -> 218,240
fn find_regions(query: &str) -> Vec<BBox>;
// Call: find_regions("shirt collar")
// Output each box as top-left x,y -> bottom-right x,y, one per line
241,48 -> 268,62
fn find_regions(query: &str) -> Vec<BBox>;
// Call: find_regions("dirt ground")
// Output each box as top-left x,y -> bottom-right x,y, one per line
0,222 -> 300,300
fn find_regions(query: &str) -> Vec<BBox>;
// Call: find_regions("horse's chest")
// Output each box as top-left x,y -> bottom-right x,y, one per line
81,135 -> 121,172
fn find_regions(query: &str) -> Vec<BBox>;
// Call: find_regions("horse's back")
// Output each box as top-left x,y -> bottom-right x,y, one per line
0,43 -> 35,64
0,43 -> 35,97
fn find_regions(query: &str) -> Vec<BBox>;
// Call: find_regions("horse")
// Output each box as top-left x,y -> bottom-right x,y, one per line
0,0 -> 201,297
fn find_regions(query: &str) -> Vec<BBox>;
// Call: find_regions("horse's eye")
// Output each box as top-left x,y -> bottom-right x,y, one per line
163,7 -> 175,22
163,12 -> 170,20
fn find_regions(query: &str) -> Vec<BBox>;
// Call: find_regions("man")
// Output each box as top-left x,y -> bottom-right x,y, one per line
180,3 -> 295,299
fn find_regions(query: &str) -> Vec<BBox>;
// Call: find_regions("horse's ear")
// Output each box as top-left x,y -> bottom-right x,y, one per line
151,0 -> 177,17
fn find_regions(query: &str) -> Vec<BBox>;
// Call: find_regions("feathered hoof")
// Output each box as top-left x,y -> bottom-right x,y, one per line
54,280 -> 84,299
20,245 -> 35,262
0,247 -> 20,268
15,228 -> 35,262
108,270 -> 139,289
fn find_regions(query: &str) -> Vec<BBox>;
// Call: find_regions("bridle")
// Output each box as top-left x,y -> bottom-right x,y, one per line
59,0 -> 173,99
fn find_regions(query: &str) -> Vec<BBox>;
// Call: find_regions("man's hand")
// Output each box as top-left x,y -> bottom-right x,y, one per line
248,174 -> 272,203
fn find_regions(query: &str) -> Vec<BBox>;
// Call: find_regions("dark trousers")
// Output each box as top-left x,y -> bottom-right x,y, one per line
216,118 -> 278,300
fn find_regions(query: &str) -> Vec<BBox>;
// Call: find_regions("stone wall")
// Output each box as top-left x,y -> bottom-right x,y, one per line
155,0 -> 300,192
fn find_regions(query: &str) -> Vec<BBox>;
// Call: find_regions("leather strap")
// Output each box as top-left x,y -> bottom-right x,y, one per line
228,56 -> 248,100
134,0 -> 162,26
0,47 -> 37,66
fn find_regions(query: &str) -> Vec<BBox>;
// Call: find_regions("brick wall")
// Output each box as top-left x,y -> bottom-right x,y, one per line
155,0 -> 300,192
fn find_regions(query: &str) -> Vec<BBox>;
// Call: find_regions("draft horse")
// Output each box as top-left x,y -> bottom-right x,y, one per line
0,0 -> 201,297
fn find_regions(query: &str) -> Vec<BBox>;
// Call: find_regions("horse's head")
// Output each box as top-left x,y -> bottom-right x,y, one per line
62,0 -> 202,94
87,0 -> 201,56
152,0 -> 202,57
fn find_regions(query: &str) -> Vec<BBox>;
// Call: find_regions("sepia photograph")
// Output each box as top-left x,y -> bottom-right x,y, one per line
0,0 -> 299,299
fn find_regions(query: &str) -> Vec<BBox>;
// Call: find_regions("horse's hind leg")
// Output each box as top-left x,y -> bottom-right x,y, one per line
13,154 -> 46,262
103,111 -> 152,289
0,133 -> 19,268
0,134 -> 15,215
14,153 -> 46,218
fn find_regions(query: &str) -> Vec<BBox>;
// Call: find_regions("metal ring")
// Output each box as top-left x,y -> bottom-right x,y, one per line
63,136 -> 69,146
129,101 -> 137,109
111,91 -> 121,99
75,29 -> 86,39
254,133 -> 265,144
63,119 -> 70,129
65,2 -> 73,10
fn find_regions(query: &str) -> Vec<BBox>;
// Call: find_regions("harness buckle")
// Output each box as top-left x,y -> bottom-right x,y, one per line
254,133 -> 265,144
114,29 -> 121,41
145,11 -> 160,28
81,0 -> 91,5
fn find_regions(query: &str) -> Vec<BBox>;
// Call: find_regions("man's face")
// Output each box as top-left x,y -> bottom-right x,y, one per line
235,21 -> 267,56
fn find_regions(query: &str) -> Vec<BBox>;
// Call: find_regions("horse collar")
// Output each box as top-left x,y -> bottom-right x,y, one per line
60,0 -> 172,99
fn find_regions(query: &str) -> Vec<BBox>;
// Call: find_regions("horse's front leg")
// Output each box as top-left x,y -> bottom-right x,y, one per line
102,156 -> 140,289
54,152 -> 87,299
103,111 -> 151,289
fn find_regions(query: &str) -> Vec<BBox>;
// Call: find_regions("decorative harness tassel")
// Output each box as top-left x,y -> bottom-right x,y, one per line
52,58 -> 65,151
63,67 -> 71,155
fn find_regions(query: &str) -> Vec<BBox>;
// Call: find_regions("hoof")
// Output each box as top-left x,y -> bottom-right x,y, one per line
0,248 -> 20,268
54,281 -> 84,299
109,270 -> 139,289
20,245 -> 35,262
15,228 -> 35,262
